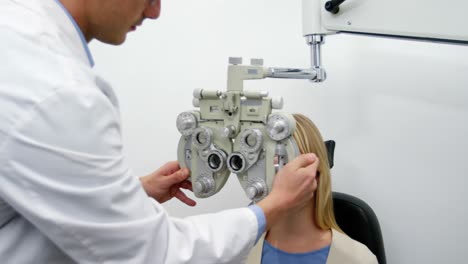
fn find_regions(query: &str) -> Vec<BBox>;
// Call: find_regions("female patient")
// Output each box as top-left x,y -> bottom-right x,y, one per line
247,114 -> 377,264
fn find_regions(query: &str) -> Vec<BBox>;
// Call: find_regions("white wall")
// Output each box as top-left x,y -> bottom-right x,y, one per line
90,1 -> 468,263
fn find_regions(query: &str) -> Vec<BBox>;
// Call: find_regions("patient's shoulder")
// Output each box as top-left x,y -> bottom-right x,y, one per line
328,229 -> 378,264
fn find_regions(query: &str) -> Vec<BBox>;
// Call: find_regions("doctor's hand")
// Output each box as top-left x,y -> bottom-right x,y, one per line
257,153 -> 319,230
140,161 -> 197,206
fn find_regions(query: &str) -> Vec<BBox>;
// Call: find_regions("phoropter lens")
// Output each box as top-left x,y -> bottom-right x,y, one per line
229,155 -> 244,172
208,153 -> 222,170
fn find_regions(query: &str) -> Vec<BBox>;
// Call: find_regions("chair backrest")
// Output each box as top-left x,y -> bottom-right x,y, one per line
333,192 -> 386,264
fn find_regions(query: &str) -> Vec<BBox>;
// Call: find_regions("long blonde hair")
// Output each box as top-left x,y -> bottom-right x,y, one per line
292,114 -> 342,232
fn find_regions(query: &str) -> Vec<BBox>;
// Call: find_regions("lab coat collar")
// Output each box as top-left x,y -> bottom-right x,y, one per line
50,0 -> 95,67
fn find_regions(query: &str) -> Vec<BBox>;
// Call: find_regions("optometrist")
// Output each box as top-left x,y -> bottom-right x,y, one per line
0,0 -> 319,263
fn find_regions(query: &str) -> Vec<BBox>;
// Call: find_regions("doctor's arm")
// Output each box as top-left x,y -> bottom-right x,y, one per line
0,87 -> 259,264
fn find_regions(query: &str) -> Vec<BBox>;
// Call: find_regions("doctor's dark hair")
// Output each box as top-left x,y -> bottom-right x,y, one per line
292,114 -> 342,233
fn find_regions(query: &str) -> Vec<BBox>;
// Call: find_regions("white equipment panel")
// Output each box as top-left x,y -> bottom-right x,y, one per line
321,0 -> 468,43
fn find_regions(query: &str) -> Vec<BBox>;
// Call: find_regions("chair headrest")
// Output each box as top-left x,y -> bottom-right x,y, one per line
324,140 -> 335,169
333,192 -> 387,264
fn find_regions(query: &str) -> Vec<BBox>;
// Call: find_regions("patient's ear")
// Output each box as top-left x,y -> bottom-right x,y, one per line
324,140 -> 335,169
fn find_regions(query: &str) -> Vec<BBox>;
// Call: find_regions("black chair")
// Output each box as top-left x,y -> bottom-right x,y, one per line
333,192 -> 386,264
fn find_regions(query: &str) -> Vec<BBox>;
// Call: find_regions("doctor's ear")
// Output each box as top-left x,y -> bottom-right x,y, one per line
324,140 -> 335,169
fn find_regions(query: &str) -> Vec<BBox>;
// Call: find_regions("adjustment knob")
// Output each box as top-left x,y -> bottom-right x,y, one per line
250,58 -> 264,66
220,125 -> 236,139
193,88 -> 203,99
229,57 -> 243,65
272,120 -> 287,134
271,96 -> 284,109
176,112 -> 197,136
192,127 -> 212,150
325,0 -> 346,14
240,129 -> 263,153
246,182 -> 266,200
266,113 -> 293,141
194,178 -> 215,194
192,98 -> 200,107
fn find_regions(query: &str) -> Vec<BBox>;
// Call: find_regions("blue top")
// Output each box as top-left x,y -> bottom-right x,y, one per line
261,240 -> 330,264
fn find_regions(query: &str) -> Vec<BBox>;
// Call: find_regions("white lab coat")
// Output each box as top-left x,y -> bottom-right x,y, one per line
0,0 -> 258,263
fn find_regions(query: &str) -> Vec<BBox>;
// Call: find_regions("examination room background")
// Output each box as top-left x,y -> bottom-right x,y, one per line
90,1 -> 468,263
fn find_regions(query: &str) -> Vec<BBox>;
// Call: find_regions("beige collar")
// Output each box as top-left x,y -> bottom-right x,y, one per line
246,229 -> 376,264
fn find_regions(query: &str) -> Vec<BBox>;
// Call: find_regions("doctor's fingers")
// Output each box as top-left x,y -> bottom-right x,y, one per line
175,189 -> 197,206
162,168 -> 190,186
295,159 -> 320,181
180,180 -> 193,191
286,153 -> 317,172
157,160 -> 182,175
